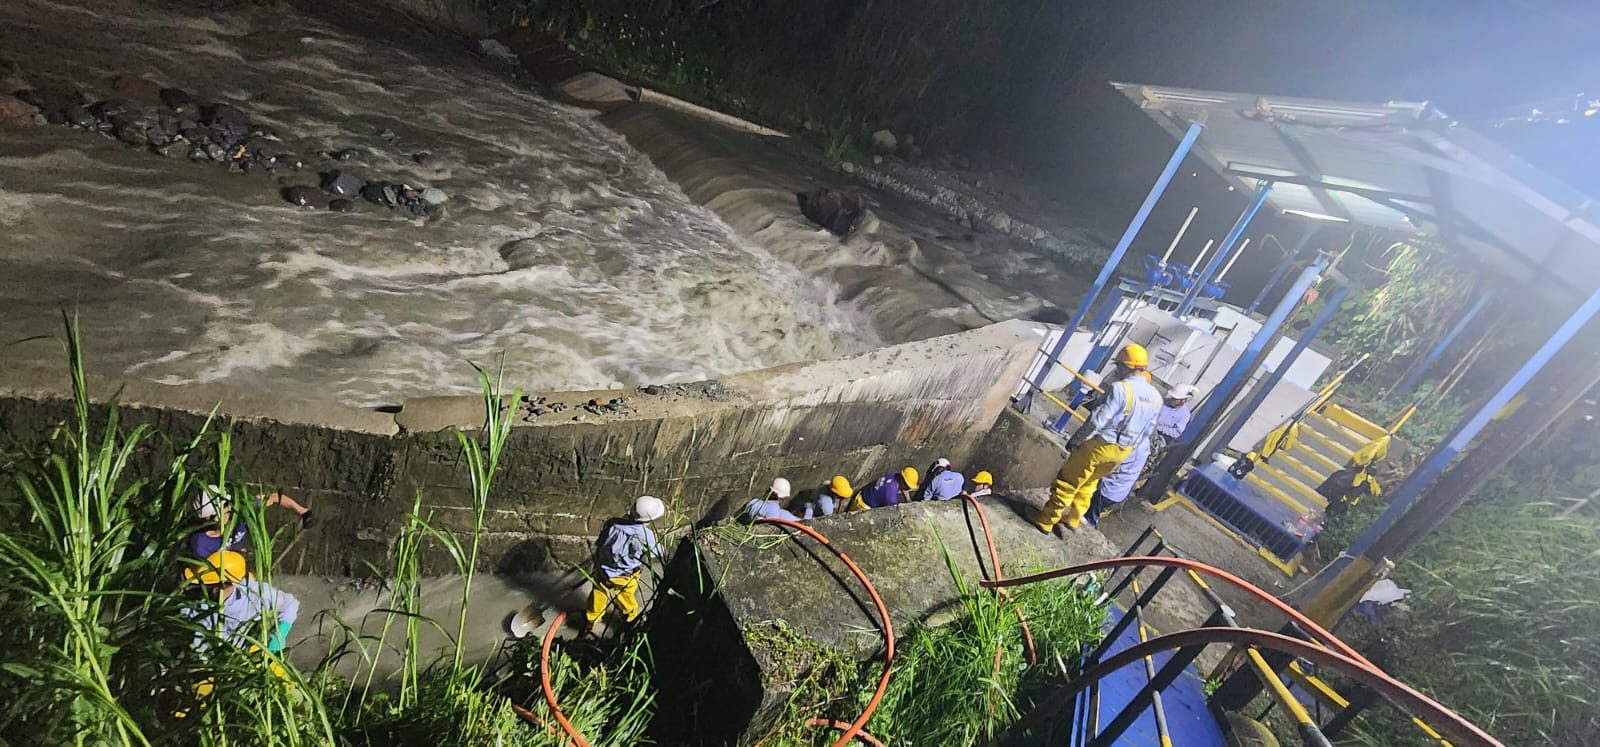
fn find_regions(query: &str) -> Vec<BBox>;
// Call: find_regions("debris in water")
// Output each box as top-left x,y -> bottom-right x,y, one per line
283,185 -> 330,209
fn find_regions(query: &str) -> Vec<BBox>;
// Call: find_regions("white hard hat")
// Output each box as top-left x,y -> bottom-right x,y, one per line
1170,384 -> 1199,400
633,495 -> 665,522
192,484 -> 227,519
770,477 -> 792,499
934,457 -> 951,468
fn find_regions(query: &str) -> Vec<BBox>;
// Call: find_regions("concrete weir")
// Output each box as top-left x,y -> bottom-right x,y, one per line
648,498 -> 1114,745
0,320 -> 1069,576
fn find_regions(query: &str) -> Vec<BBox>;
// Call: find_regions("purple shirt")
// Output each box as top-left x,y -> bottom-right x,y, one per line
189,525 -> 249,559
860,473 -> 905,508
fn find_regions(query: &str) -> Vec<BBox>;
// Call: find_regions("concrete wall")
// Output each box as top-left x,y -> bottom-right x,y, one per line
0,321 -> 1049,576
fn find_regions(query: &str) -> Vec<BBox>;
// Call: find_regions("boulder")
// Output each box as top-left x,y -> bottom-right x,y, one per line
283,185 -> 330,209
321,170 -> 364,197
0,94 -> 38,128
796,188 -> 870,238
475,38 -> 518,65
646,497 -> 1114,744
870,128 -> 897,153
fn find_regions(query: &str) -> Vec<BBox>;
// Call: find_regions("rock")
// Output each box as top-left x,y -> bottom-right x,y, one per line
359,182 -> 393,206
159,88 -> 197,114
557,72 -> 635,107
870,129 -> 897,153
872,154 -> 883,165
62,103 -> 95,128
203,142 -> 227,162
796,188 -> 871,238
0,94 -> 38,127
420,187 -> 447,205
201,102 -> 248,129
839,161 -> 857,174
250,124 -> 279,141
328,198 -> 355,213
320,170 -> 363,197
475,38 -> 518,65
283,186 -> 329,209
111,75 -> 162,102
151,140 -> 187,158
640,384 -> 666,396
990,211 -> 1013,234
410,151 -> 432,167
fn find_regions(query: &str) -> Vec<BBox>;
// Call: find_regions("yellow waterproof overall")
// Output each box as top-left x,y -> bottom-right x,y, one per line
585,571 -> 642,627
1034,387 -> 1138,531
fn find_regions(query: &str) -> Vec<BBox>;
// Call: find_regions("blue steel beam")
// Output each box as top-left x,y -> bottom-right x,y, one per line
1016,121 -> 1204,413
1393,288 -> 1496,396
1206,284 -> 1349,459
1247,225 -> 1317,315
1344,281 -> 1600,562
1175,182 -> 1274,319
1137,253 -> 1329,502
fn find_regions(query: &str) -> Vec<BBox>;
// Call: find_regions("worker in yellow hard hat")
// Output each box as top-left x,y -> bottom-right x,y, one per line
968,470 -> 994,498
1032,343 -> 1164,532
184,550 -> 300,654
802,475 -> 854,519
854,466 -> 919,509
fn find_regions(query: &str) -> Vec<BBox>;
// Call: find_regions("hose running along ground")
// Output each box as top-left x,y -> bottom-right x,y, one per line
959,494 -> 1038,667
983,557 -> 1502,746
756,516 -> 894,747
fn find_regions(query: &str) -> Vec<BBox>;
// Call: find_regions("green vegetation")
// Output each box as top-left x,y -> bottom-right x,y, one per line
754,549 -> 1104,746
0,322 -> 644,746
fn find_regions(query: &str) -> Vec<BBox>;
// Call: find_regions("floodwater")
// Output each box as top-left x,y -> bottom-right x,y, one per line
0,0 -> 1076,407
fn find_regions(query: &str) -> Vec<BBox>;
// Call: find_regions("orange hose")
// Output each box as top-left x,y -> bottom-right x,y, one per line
539,611 -> 593,747
756,517 -> 895,747
959,494 -> 1038,666
805,718 -> 887,747
980,555 -> 1375,669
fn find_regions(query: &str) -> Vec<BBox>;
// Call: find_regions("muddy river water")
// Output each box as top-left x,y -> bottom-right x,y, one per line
0,0 -> 1083,407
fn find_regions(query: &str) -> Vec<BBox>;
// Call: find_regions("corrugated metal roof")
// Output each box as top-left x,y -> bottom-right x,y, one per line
1113,82 -> 1600,298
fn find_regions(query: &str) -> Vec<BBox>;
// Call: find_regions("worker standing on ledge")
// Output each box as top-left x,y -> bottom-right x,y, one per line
585,495 -> 666,633
1088,383 -> 1198,526
1032,344 -> 1163,532
851,467 -> 919,510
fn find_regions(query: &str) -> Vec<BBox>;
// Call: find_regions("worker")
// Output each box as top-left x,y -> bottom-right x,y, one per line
967,470 -> 994,498
801,475 -> 853,520
856,467 -> 919,509
1032,343 -> 1163,532
585,495 -> 666,632
184,550 -> 300,653
742,478 -> 801,522
1089,383 -> 1199,525
917,457 -> 965,501
189,484 -> 314,559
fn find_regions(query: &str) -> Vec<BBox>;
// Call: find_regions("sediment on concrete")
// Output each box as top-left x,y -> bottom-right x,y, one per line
0,321 -> 1065,576
647,497 -> 1114,745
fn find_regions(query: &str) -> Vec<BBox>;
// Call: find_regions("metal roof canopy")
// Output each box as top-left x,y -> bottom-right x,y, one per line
1113,82 -> 1600,299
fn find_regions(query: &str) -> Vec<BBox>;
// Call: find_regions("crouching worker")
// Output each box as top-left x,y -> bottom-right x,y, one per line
742,478 -> 800,522
852,467 -> 919,510
585,495 -> 666,633
801,475 -> 853,520
184,550 -> 300,653
968,470 -> 994,498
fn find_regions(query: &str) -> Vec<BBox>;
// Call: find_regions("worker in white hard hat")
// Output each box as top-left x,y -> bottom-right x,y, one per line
188,483 -> 313,560
742,477 -> 801,522
1033,344 -> 1164,532
183,550 -> 300,653
585,495 -> 667,632
916,457 -> 965,501
1090,383 -> 1201,525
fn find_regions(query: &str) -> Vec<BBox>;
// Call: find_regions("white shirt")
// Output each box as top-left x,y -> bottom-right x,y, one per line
1084,376 -> 1164,448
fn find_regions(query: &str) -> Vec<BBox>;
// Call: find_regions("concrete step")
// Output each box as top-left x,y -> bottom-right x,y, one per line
1305,413 -> 1371,454
1270,449 -> 1328,486
1285,442 -> 1343,473
1298,421 -> 1357,463
1321,402 -> 1389,441
1253,460 -> 1326,509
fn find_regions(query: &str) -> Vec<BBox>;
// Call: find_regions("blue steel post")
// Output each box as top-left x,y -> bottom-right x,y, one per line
1342,282 -> 1600,562
1175,182 -> 1274,319
1015,121 -> 1204,413
1393,288 -> 1496,396
1247,224 -> 1316,314
1137,253 -> 1329,502
1203,284 -> 1348,459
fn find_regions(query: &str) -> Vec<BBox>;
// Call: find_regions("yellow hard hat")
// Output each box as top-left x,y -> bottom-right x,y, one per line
830,475 -> 853,497
973,470 -> 993,485
899,466 -> 920,490
1117,343 -> 1149,369
186,550 -> 247,585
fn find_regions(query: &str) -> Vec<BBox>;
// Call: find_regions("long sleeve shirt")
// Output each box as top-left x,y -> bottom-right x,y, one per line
186,580 -> 299,651
742,498 -> 801,524
594,520 -> 662,579
801,494 -> 837,520
1154,402 -> 1192,442
1081,376 -> 1164,448
924,470 -> 965,501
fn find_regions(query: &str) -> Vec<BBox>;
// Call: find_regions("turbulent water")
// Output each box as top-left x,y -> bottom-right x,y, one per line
0,0 -> 879,406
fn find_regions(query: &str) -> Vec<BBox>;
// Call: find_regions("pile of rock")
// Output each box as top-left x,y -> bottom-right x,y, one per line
5,72 -> 449,221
